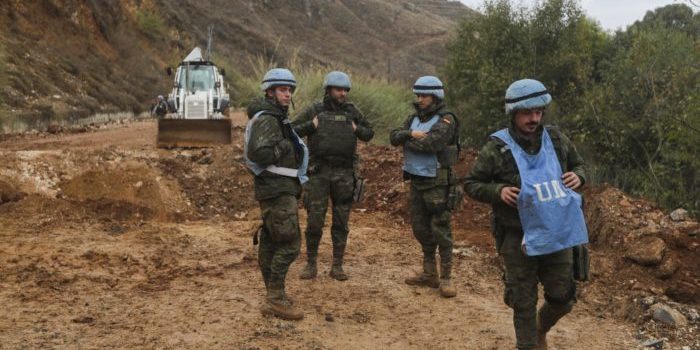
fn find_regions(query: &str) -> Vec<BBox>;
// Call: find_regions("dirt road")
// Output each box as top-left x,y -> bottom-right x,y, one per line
0,115 -> 662,349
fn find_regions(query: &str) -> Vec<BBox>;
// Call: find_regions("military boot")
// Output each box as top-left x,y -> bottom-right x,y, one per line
535,301 -> 573,350
439,264 -> 456,298
329,254 -> 348,281
299,259 -> 317,280
535,314 -> 548,350
405,257 -> 439,288
260,289 -> 304,320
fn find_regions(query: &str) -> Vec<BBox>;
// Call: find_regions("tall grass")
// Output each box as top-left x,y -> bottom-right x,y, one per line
227,52 -> 414,144
136,10 -> 167,39
0,42 -> 6,129
0,42 -> 5,105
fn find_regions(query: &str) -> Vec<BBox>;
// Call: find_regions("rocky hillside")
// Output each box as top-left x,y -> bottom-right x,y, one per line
0,0 -> 475,127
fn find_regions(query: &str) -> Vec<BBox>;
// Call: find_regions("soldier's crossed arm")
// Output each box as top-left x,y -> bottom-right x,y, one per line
389,116 -> 413,146
292,104 -> 319,137
404,114 -> 455,153
247,115 -> 289,167
350,106 -> 374,142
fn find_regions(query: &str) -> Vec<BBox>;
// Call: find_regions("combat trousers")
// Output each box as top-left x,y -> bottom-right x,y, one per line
303,164 -> 354,261
499,228 -> 576,350
409,184 -> 453,276
258,194 -> 301,301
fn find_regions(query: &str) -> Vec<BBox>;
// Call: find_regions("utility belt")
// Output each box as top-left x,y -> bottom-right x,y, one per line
405,167 -> 464,211
404,167 -> 452,184
312,155 -> 354,169
306,155 -> 364,203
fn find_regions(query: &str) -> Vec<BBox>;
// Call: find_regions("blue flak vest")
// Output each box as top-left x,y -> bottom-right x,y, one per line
403,114 -> 440,177
491,128 -> 588,256
244,110 -> 309,184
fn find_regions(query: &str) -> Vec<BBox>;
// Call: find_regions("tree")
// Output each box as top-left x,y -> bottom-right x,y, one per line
443,0 -> 608,146
580,6 -> 700,215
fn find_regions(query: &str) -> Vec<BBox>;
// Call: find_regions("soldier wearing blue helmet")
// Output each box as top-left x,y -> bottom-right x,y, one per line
465,79 -> 588,350
245,68 -> 308,320
293,71 -> 374,281
390,76 -> 461,298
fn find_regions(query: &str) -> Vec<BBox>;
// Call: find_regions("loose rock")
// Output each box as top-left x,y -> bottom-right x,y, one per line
47,124 -> 63,134
654,255 -> 679,280
626,237 -> 666,266
650,303 -> 688,327
686,308 -> 699,322
640,296 -> 656,308
640,338 -> 664,348
670,209 -> 689,222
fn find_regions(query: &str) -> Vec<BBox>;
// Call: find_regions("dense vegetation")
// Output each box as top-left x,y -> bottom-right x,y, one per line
443,0 -> 699,217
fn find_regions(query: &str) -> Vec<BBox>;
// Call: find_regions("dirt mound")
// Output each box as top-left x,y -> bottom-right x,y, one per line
0,178 -> 24,204
579,185 -> 700,345
585,185 -> 699,305
358,144 -> 491,238
60,162 -> 188,222
156,140 -> 256,220
0,194 -> 86,231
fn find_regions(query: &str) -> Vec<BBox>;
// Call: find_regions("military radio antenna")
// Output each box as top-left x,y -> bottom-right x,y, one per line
206,25 -> 214,61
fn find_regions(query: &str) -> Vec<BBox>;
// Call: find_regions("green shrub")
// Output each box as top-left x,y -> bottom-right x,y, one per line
137,10 -> 167,39
579,24 -> 700,217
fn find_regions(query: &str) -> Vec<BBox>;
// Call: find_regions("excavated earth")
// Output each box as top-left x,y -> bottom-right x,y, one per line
0,113 -> 697,349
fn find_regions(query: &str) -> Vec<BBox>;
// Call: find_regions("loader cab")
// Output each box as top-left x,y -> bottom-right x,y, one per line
177,63 -> 216,92
168,58 -> 229,119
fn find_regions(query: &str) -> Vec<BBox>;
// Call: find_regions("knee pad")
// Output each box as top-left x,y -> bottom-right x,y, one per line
503,285 -> 538,311
544,283 -> 577,306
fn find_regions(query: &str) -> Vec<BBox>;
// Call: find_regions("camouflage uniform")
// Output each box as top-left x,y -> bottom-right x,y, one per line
293,95 -> 374,278
390,102 -> 458,291
246,97 -> 303,304
465,125 -> 586,350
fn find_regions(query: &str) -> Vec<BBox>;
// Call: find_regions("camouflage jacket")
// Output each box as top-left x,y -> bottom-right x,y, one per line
293,95 -> 374,165
389,102 -> 458,189
246,97 -> 303,200
464,125 -> 587,230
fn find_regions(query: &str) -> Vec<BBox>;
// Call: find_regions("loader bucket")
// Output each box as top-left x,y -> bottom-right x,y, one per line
157,119 -> 232,148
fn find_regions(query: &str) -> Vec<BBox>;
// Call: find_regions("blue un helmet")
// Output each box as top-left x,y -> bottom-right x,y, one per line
323,71 -> 352,90
504,79 -> 552,114
412,76 -> 444,100
261,68 -> 297,92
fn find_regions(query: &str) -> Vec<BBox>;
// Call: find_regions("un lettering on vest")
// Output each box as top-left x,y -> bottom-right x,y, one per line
532,179 -> 567,202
